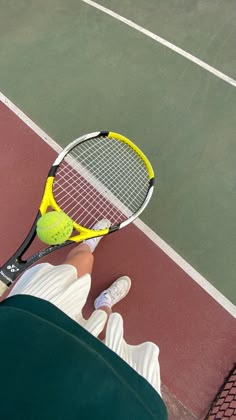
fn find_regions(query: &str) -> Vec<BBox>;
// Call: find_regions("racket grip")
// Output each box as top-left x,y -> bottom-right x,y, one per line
0,280 -> 8,297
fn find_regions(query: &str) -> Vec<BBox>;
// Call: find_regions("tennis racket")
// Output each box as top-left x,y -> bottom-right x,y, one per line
0,131 -> 154,295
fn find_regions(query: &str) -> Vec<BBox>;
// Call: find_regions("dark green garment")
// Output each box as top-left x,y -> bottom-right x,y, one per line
0,296 -> 167,420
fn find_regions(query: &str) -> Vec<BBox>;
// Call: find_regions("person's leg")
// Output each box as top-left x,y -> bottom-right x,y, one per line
94,276 -> 131,340
63,243 -> 94,278
95,305 -> 112,341
63,219 -> 111,277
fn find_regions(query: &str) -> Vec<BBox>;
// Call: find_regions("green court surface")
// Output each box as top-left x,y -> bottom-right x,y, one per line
99,0 -> 236,78
0,0 -> 236,304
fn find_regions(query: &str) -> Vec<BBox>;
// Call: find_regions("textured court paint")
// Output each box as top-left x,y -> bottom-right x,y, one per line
82,0 -> 236,87
0,93 -> 62,153
135,219 -> 236,318
2,91 -> 235,319
0,1 -> 236,303
0,102 -> 235,418
98,0 -> 236,80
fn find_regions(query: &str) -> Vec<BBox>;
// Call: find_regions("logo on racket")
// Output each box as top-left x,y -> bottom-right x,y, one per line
0,131 -> 155,296
7,265 -> 20,273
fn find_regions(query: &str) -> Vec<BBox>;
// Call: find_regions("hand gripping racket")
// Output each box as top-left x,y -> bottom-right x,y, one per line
0,131 -> 154,295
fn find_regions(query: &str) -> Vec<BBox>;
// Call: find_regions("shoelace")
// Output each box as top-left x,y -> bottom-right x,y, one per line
107,283 -> 124,300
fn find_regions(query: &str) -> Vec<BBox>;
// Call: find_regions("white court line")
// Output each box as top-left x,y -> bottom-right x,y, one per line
134,219 -> 236,318
1,92 -> 235,318
82,0 -> 236,88
0,93 -> 62,155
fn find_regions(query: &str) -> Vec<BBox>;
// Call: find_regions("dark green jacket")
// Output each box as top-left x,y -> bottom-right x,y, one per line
0,296 -> 167,419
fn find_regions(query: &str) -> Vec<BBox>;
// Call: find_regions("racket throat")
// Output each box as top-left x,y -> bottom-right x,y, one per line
0,253 -> 35,285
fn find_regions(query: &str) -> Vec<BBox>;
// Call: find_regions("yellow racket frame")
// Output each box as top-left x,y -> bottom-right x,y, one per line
39,131 -> 154,243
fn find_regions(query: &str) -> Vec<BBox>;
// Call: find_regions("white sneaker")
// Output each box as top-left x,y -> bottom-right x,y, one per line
83,218 -> 111,252
94,276 -> 131,309
91,218 -> 111,231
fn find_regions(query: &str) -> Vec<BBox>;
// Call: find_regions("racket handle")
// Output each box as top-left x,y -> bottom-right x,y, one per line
0,281 -> 8,297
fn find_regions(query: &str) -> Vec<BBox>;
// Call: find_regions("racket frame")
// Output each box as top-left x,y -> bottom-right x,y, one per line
0,131 -> 154,294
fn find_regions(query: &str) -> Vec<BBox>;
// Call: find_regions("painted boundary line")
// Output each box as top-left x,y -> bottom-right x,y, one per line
0,92 -> 235,318
135,219 -> 236,318
0,93 -> 62,155
81,0 -> 236,89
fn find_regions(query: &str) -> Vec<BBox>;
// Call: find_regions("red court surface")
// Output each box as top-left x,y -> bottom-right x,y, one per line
0,101 -> 235,419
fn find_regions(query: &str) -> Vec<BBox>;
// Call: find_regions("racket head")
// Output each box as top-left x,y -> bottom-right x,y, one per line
0,131 -> 155,290
41,131 -> 155,242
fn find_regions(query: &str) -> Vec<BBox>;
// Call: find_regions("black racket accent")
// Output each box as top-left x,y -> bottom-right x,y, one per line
108,225 -> 120,233
0,223 -> 119,286
149,178 -> 155,187
0,241 -> 74,286
0,131 -> 154,294
0,211 -> 40,284
0,211 -> 72,286
48,165 -> 59,177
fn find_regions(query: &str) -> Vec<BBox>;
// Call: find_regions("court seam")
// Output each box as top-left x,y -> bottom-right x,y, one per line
81,0 -> 236,88
1,92 -> 235,319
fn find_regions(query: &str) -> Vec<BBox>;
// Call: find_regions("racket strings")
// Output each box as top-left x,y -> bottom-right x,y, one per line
75,144 -> 148,210
55,175 -> 130,228
54,138 -> 149,225
74,138 -> 147,184
57,148 -> 147,201
54,162 -> 133,223
55,151 -> 148,218
57,140 -> 148,204
54,163 -> 133,227
55,151 -> 145,206
56,154 -> 146,212
54,181 -> 131,226
53,136 -> 150,228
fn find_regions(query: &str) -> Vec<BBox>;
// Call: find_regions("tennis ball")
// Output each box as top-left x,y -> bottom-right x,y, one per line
36,211 -> 73,245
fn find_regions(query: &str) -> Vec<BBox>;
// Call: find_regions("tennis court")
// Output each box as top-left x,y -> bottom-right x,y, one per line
0,1 -> 236,418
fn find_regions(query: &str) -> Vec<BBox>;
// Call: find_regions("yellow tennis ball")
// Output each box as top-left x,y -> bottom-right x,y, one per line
36,212 -> 73,245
